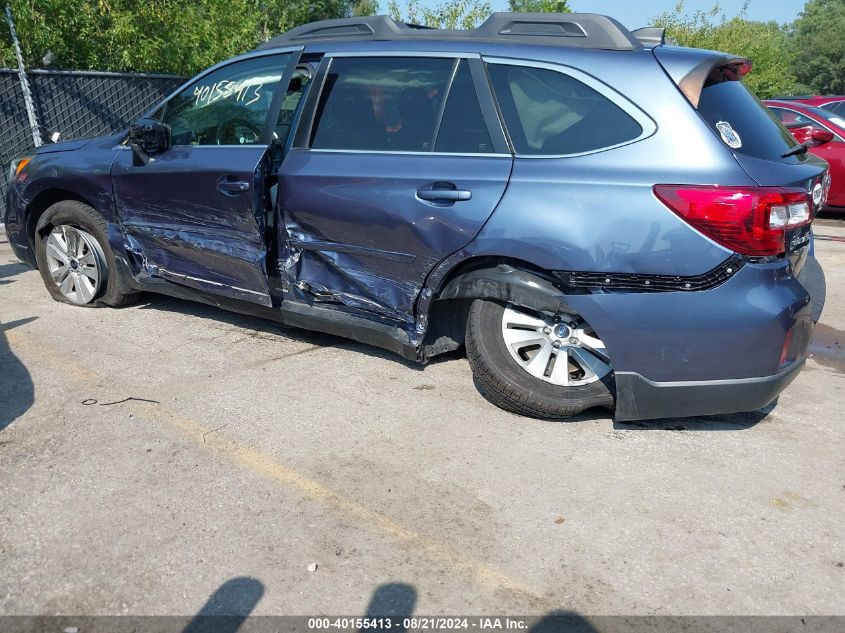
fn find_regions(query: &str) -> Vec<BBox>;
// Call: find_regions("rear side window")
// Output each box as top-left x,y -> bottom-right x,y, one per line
435,60 -> 494,153
697,73 -> 798,161
311,57 -> 453,152
274,66 -> 312,143
486,63 -> 642,155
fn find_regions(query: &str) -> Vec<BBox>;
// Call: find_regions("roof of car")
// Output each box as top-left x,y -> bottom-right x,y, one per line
765,99 -> 821,110
254,13 -> 657,52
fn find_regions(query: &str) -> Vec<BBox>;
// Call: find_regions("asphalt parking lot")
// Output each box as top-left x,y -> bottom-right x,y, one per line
1,216 -> 843,619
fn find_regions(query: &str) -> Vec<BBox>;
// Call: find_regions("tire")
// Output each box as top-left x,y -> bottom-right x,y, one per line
465,298 -> 614,419
33,200 -> 139,307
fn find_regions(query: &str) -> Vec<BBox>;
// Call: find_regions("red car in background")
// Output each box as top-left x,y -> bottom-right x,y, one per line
772,95 -> 845,115
764,99 -> 845,210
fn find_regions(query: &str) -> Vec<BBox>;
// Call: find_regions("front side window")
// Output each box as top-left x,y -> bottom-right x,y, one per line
160,53 -> 292,146
803,105 -> 845,133
310,57 -> 455,152
769,107 -> 816,129
821,101 -> 845,115
487,63 -> 643,156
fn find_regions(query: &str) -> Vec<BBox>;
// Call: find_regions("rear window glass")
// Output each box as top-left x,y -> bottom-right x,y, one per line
697,74 -> 799,161
487,63 -> 642,155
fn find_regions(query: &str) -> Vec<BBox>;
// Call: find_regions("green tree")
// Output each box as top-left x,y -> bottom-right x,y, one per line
387,0 -> 569,28
0,0 -> 378,75
653,1 -> 798,98
507,0 -> 570,12
388,0 -> 490,29
792,0 -> 845,95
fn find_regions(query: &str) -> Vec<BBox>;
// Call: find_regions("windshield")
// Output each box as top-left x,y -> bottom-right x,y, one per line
697,70 -> 800,162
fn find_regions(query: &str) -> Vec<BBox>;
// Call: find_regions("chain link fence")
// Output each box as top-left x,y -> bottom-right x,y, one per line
1,69 -> 185,214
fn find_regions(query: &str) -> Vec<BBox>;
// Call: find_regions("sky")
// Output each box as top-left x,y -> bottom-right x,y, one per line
567,0 -> 801,29
414,0 -> 804,29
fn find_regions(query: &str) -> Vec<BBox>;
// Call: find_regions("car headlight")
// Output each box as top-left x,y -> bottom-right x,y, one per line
9,155 -> 33,182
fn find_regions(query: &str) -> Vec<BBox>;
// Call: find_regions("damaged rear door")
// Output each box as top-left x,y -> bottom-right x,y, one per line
111,49 -> 301,306
277,53 -> 512,327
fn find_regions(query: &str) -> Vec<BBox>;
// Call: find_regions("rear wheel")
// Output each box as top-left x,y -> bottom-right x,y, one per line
33,200 -> 139,307
466,299 -> 614,419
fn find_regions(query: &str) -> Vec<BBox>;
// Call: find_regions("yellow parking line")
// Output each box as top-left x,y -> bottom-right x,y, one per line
6,328 -> 545,606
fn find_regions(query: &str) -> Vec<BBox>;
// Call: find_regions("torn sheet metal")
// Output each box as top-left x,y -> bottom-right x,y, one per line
275,150 -> 513,340
278,225 -> 431,331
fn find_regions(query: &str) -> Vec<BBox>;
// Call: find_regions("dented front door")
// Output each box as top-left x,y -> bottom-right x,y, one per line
111,51 -> 301,306
113,146 -> 273,304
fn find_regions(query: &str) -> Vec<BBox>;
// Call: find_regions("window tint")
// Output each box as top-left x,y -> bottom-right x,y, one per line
697,71 -> 798,161
161,54 -> 291,146
311,57 -> 453,151
487,63 -> 642,155
434,60 -> 493,153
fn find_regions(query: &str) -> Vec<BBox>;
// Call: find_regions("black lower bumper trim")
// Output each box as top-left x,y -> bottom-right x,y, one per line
613,360 -> 805,422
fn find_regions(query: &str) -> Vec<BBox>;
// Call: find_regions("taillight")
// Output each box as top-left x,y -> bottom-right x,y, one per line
653,185 -> 813,256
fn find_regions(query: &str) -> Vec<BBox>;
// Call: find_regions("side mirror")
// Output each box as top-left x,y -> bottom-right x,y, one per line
128,118 -> 171,165
790,125 -> 813,144
811,128 -> 834,145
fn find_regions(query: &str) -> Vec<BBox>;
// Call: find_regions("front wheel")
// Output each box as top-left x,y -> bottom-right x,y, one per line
33,200 -> 139,307
465,299 -> 614,419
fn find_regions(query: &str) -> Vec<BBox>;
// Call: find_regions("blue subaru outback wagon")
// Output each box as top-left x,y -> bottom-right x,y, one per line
4,13 -> 827,421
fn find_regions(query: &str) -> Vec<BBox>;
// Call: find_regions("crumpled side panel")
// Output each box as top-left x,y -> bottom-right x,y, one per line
278,225 -> 435,330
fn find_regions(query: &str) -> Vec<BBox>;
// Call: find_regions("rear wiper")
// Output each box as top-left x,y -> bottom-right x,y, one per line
782,142 -> 810,158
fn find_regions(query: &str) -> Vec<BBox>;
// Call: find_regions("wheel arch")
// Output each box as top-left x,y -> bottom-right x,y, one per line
25,188 -> 95,248
420,255 -> 581,360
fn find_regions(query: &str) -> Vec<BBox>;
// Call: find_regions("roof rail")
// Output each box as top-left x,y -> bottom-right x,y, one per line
474,13 -> 639,49
255,13 -> 642,51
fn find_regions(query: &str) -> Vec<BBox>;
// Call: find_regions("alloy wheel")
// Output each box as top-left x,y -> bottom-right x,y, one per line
45,225 -> 104,305
500,304 -> 611,386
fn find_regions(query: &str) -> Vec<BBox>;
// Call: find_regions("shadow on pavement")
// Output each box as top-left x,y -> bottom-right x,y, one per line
361,583 -> 417,631
0,261 -> 31,286
529,612 -> 599,632
182,576 -> 265,633
614,399 -> 777,431
0,316 -> 37,431
136,294 -> 429,370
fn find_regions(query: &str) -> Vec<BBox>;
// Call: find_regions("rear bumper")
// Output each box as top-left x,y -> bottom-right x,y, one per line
606,253 -> 825,422
613,360 -> 804,421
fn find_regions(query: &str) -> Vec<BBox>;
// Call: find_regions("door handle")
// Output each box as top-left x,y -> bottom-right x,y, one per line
416,183 -> 472,202
216,176 -> 250,195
